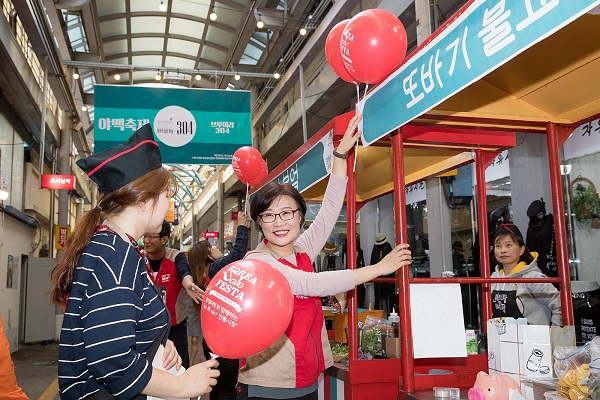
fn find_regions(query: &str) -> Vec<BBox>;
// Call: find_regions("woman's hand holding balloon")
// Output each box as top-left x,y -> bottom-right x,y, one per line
177,359 -> 220,397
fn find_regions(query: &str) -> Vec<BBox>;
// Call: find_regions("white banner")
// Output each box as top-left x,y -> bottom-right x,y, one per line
563,118 -> 600,160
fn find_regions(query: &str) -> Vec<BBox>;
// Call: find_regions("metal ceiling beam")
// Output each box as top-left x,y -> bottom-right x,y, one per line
98,12 -> 237,35
63,60 -> 279,79
167,164 -> 203,186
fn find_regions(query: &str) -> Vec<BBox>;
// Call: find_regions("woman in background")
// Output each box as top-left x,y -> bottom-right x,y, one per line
491,223 -> 562,326
188,211 -> 250,400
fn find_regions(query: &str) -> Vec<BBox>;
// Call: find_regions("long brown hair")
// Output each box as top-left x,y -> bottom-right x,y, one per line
188,240 -> 213,288
49,167 -> 176,306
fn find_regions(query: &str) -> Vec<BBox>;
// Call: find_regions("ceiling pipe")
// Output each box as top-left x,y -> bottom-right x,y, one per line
62,60 -> 278,79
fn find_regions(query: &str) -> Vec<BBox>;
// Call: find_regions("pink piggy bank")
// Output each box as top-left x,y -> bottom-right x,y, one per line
468,371 -> 521,400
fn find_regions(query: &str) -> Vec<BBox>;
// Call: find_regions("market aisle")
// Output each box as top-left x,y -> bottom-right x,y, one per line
11,341 -> 59,400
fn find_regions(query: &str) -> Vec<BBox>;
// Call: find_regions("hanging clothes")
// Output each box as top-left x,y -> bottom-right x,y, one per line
371,241 -> 393,311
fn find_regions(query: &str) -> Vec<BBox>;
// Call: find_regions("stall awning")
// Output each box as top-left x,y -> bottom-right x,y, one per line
252,113 -> 515,202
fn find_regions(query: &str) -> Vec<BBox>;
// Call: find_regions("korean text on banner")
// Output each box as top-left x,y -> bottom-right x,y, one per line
94,85 -> 251,164
359,0 -> 600,146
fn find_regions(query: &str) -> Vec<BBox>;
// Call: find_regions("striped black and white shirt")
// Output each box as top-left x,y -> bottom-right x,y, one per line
58,231 -> 169,400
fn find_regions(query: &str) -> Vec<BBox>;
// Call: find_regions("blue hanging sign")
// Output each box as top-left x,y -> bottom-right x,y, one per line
360,0 -> 600,146
94,85 -> 251,164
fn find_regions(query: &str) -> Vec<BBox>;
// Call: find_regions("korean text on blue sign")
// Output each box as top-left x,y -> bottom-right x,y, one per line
360,0 -> 600,146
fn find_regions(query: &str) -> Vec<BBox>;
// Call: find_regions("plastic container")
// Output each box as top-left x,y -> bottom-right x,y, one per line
433,387 -> 460,398
388,307 -> 400,337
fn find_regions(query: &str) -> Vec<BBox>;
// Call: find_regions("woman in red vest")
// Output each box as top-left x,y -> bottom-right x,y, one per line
237,113 -> 412,400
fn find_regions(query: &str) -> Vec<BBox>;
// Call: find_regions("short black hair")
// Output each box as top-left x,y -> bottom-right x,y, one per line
160,220 -> 171,238
250,181 -> 306,232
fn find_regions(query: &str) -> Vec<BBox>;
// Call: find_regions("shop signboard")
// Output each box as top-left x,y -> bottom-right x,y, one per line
203,232 -> 219,239
360,0 -> 600,146
563,117 -> 600,160
273,130 -> 335,194
41,174 -> 76,190
94,85 -> 251,164
55,225 -> 71,250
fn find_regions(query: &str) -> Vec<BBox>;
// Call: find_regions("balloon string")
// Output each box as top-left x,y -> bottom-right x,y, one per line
353,84 -> 369,172
245,183 -> 249,215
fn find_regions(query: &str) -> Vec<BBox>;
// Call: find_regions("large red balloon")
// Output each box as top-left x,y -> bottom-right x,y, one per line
201,259 -> 293,359
325,19 -> 356,83
232,146 -> 263,184
248,159 -> 268,187
341,9 -> 408,84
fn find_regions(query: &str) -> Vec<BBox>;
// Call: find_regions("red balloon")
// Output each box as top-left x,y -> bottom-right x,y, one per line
325,19 -> 356,83
341,9 -> 408,84
248,159 -> 268,187
201,259 -> 293,359
232,146 -> 263,184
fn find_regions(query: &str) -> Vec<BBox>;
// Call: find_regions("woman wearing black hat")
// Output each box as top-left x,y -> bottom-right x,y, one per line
49,125 -> 219,399
491,223 -> 562,326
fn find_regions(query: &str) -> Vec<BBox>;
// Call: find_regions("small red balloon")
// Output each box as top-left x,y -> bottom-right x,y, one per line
325,19 -> 356,83
232,146 -> 263,184
248,159 -> 268,187
201,260 -> 293,359
341,9 -> 408,84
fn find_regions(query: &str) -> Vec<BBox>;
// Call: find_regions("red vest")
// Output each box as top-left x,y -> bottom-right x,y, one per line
152,248 -> 184,326
279,252 -> 326,388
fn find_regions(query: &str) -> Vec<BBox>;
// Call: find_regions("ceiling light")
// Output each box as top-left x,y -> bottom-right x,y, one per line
257,16 -> 264,29
155,71 -> 162,81
195,74 -> 202,81
234,74 -> 240,81
114,72 -> 121,81
273,72 -> 281,79
73,72 -> 80,80
300,27 -> 307,36
159,1 -> 167,12
81,105 -> 88,111
210,10 -> 217,21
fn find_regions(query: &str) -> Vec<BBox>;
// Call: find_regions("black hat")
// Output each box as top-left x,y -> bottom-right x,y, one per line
452,240 -> 465,252
527,200 -> 546,218
77,124 -> 162,194
494,223 -> 523,240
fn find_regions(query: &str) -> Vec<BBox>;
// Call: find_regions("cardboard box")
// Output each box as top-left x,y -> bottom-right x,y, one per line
487,318 -> 575,395
385,337 -> 401,358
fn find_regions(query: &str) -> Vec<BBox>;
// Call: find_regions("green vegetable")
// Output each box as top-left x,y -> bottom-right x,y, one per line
361,327 -> 383,356
466,338 -> 478,354
331,343 -> 349,356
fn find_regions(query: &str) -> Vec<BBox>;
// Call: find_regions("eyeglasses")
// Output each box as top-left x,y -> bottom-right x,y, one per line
143,234 -> 162,240
258,208 -> 300,223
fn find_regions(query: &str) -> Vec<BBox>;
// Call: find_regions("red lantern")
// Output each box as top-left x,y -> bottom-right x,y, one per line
232,146 -> 263,184
201,260 -> 294,359
325,19 -> 356,83
341,9 -> 408,84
